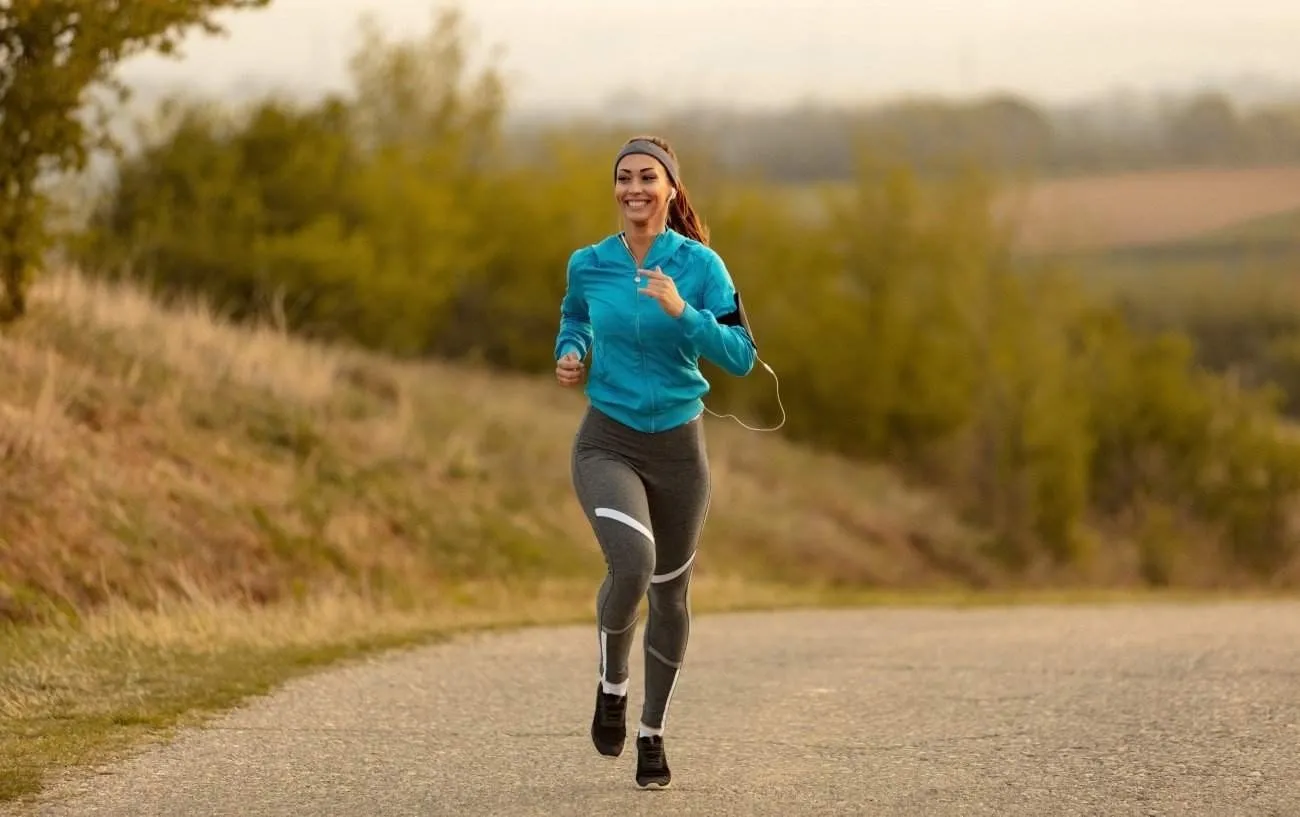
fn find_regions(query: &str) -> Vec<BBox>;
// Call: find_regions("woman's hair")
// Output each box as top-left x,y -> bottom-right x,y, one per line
622,135 -> 710,246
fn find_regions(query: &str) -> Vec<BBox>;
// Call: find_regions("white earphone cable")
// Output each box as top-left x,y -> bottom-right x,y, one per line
703,356 -> 786,433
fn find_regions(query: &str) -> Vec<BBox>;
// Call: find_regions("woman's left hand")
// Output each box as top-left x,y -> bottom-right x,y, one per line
638,268 -> 686,319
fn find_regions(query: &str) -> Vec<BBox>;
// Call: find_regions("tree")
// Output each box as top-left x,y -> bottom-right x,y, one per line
1165,92 -> 1244,164
0,0 -> 271,322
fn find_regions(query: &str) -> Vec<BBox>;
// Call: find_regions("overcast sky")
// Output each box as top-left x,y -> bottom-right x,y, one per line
115,0 -> 1300,111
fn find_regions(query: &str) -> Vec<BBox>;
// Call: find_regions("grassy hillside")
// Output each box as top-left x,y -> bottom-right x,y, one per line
1,268 -> 992,628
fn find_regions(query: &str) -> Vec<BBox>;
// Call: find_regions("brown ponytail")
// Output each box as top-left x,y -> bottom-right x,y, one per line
668,182 -> 710,246
624,135 -> 710,246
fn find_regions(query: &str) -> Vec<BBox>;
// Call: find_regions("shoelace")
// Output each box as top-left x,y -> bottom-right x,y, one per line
639,738 -> 665,767
598,694 -> 625,727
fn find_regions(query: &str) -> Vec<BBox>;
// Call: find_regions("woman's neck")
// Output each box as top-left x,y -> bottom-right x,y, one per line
622,221 -> 665,266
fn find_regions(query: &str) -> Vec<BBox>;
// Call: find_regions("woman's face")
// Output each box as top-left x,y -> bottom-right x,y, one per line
614,153 -> 674,230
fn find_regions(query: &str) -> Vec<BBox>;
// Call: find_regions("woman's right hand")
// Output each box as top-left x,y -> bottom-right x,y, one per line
556,352 -> 584,387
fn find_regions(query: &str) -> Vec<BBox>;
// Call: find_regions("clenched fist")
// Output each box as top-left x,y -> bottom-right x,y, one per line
556,351 -> 584,387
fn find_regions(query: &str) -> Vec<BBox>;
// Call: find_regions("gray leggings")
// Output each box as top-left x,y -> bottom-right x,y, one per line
571,406 -> 711,734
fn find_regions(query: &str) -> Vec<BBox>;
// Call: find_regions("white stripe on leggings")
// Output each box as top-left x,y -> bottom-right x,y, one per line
647,486 -> 706,737
651,551 -> 696,584
598,630 -> 630,695
639,669 -> 681,738
594,507 -> 654,543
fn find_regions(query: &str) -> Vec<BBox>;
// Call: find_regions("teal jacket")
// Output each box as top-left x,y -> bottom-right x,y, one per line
554,228 -> 757,433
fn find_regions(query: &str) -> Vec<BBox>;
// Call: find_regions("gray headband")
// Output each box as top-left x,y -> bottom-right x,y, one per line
613,140 -> 680,185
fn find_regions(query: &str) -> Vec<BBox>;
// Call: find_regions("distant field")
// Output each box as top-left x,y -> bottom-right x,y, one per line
772,164 -> 1300,256
1001,164 -> 1300,253
1073,206 -> 1300,278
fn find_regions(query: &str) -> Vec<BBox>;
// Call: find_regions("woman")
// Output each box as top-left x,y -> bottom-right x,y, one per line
553,135 -> 757,789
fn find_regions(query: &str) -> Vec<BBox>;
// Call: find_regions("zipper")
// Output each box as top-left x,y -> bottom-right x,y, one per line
620,233 -> 657,430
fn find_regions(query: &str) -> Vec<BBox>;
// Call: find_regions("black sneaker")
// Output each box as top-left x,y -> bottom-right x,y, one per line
635,735 -> 671,789
590,684 -> 627,757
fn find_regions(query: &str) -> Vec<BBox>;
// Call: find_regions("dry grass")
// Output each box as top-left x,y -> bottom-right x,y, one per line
0,268 -> 987,627
1000,164 -> 1300,253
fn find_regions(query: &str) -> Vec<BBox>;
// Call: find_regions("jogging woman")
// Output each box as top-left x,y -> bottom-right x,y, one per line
553,135 -> 757,789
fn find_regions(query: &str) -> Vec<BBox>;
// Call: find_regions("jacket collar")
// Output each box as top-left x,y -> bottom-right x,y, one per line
593,228 -> 687,269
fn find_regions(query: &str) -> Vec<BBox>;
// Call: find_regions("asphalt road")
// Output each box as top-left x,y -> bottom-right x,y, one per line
16,602 -> 1300,816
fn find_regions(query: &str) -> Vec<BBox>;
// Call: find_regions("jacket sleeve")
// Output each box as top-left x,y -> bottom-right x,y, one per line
554,249 -> 593,360
677,250 -> 757,377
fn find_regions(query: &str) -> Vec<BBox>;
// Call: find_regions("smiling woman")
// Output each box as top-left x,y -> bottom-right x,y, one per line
613,136 -> 710,249
551,134 -> 758,790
